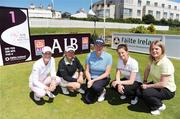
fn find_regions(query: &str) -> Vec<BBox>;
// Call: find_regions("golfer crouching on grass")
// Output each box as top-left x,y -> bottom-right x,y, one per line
29,46 -> 61,101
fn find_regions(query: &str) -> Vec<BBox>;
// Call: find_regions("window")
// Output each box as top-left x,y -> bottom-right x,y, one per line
176,14 -> 179,19
101,4 -> 104,8
154,2 -> 158,7
163,12 -> 167,19
123,8 -> 132,17
138,0 -> 141,7
137,10 -> 141,16
146,1 -> 150,6
174,6 -> 177,10
168,5 -> 171,9
124,0 -> 133,4
96,9 -> 110,18
170,13 -> 174,19
148,10 -> 153,15
162,4 -> 165,8
156,11 -> 161,19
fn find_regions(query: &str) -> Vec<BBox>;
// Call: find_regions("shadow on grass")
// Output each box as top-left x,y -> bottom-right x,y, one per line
106,87 -> 129,105
54,85 -> 87,97
127,99 -> 149,113
105,87 -> 149,113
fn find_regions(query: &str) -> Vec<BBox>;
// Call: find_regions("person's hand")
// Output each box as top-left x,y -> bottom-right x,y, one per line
117,84 -> 124,94
141,84 -> 149,89
112,80 -> 121,87
49,80 -> 56,91
87,80 -> 94,88
77,76 -> 84,84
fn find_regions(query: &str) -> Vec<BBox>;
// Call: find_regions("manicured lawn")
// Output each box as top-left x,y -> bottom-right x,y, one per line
0,48 -> 180,119
30,27 -> 180,36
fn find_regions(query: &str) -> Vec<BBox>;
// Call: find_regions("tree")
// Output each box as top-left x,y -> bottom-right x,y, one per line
130,25 -> 148,33
147,24 -> 156,34
142,14 -> 155,24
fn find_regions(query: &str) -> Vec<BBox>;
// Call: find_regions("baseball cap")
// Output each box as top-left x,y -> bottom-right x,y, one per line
65,46 -> 76,52
94,38 -> 105,45
42,46 -> 52,53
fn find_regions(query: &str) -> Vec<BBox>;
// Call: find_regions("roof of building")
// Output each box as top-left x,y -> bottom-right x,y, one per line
93,0 -> 122,6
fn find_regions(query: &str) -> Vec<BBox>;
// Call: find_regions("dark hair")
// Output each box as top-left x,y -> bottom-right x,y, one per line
116,44 -> 128,52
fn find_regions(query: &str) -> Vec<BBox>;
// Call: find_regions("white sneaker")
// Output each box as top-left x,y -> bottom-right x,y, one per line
46,91 -> 56,98
77,88 -> 85,94
120,95 -> 126,100
159,103 -> 166,111
61,87 -> 70,95
131,97 -> 138,105
34,94 -> 41,101
151,110 -> 160,116
98,89 -> 106,102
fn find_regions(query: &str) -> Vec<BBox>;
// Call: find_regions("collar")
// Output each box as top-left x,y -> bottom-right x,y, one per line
64,57 -> 74,65
126,56 -> 131,65
156,55 -> 166,66
94,51 -> 104,59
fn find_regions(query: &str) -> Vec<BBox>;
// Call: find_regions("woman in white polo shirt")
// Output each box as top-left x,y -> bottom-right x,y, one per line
29,46 -> 61,101
111,44 -> 142,105
141,40 -> 176,116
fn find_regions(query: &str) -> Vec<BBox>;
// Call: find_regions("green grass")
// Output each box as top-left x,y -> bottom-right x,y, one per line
30,28 -> 180,36
0,48 -> 180,119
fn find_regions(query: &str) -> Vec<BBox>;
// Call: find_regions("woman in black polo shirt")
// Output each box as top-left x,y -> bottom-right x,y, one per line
57,46 -> 85,95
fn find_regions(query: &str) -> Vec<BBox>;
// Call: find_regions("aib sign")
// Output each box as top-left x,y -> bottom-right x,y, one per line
0,6 -> 31,65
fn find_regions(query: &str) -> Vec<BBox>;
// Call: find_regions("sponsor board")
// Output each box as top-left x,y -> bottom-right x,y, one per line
30,34 -> 90,60
0,6 -> 31,65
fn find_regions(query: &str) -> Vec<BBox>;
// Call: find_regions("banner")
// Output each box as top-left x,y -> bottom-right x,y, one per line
30,34 -> 90,60
111,33 -> 180,59
111,33 -> 164,54
0,6 -> 31,65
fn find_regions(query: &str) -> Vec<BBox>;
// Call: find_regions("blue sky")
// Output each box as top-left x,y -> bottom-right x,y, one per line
0,0 -> 179,14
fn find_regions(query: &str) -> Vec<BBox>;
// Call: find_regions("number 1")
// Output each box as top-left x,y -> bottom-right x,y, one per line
9,11 -> 15,23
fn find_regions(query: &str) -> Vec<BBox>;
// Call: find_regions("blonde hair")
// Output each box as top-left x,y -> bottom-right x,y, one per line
149,40 -> 165,62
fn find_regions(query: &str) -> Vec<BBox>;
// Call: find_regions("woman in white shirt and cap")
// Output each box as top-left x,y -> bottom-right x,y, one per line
29,46 -> 61,101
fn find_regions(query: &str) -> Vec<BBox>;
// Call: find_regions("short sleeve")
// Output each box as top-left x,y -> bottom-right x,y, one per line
161,60 -> 174,75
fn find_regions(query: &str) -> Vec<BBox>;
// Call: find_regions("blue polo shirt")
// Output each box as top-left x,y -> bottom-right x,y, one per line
86,51 -> 112,78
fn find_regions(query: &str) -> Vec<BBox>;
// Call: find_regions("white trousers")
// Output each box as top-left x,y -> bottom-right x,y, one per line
30,76 -> 61,98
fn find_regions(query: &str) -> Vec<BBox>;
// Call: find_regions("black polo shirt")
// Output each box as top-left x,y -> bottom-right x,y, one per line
57,57 -> 84,82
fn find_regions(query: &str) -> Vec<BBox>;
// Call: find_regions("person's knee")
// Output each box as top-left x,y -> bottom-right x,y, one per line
74,83 -> 80,89
92,85 -> 103,93
55,76 -> 62,85
68,82 -> 80,90
142,89 -> 151,98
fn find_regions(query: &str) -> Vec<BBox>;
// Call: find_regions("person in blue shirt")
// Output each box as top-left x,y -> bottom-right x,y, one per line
85,38 -> 112,103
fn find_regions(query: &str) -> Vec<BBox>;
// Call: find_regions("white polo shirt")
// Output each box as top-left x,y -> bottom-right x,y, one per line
29,57 -> 56,89
117,56 -> 141,83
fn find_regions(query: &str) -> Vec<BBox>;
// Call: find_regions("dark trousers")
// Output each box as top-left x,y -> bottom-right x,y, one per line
142,87 -> 175,110
85,77 -> 110,103
112,78 -> 142,98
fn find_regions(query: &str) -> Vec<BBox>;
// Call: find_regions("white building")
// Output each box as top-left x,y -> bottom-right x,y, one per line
28,4 -> 61,18
92,0 -> 180,21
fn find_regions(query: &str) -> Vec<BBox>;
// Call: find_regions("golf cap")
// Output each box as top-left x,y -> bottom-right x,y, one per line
65,46 -> 76,52
94,38 -> 105,45
42,46 -> 52,53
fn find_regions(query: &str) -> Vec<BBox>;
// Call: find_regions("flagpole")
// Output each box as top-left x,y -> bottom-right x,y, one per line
103,0 -> 106,41
51,0 -> 54,10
